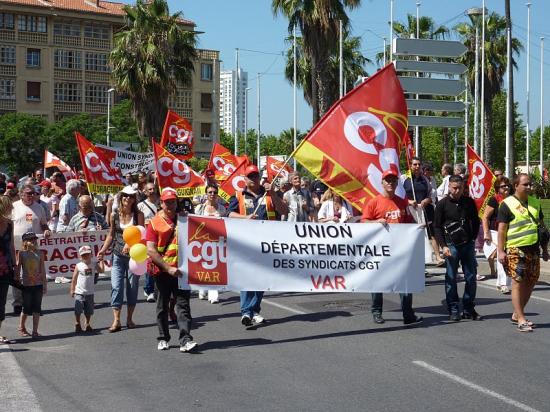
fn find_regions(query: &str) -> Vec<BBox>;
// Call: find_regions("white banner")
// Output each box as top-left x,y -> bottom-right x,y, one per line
38,230 -> 111,278
178,216 -> 425,293
96,144 -> 154,174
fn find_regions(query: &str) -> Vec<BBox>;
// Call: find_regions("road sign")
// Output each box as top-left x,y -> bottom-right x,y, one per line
408,115 -> 464,128
398,77 -> 464,96
394,60 -> 467,75
406,99 -> 465,112
393,38 -> 468,58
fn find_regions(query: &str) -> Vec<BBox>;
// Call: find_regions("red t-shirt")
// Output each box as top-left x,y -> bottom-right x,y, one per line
361,194 -> 413,223
144,215 -> 175,244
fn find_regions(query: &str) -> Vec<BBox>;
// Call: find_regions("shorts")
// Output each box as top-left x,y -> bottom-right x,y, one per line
506,246 -> 540,285
22,285 -> 43,315
0,282 -> 9,322
75,294 -> 94,316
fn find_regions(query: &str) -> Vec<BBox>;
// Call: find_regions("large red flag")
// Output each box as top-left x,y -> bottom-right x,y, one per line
218,158 -> 249,202
294,64 -> 408,211
206,143 -> 248,184
467,144 -> 496,218
75,132 -> 124,194
266,156 -> 294,182
160,110 -> 194,160
153,142 -> 204,198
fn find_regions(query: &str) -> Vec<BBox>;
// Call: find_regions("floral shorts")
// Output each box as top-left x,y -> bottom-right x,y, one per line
506,247 -> 540,285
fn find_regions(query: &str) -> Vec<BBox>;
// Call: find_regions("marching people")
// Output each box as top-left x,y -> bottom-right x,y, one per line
283,172 -> 313,222
434,175 -> 482,321
65,195 -> 108,232
57,179 -> 81,232
482,176 -> 512,294
0,196 -> 15,344
227,164 -> 289,327
146,187 -> 198,352
98,186 -> 144,333
361,168 -> 423,325
437,163 -> 453,201
138,182 -> 159,303
497,173 -> 550,332
317,189 -> 352,223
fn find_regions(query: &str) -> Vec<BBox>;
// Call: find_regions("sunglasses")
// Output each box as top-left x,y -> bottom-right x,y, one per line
121,193 -> 135,198
206,191 -> 218,195
498,185 -> 510,189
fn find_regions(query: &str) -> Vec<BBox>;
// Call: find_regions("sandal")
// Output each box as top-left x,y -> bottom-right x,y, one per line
517,322 -> 533,332
511,317 -> 535,327
126,321 -> 136,329
476,275 -> 487,281
31,332 -> 42,339
0,336 -> 12,344
18,328 -> 31,337
108,324 -> 122,333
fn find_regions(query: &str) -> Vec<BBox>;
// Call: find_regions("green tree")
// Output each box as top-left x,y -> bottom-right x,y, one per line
273,0 -> 361,125
110,0 -> 196,142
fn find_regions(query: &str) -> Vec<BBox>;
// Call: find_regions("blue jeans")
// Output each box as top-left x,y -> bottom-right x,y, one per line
143,273 -> 155,295
445,240 -> 477,314
240,291 -> 263,317
111,254 -> 139,309
371,293 -> 415,321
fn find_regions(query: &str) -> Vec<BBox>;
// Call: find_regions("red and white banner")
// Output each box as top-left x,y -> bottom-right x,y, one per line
44,150 -> 75,180
160,110 -> 194,160
206,143 -> 248,184
95,144 -> 154,174
178,216 -> 425,293
218,158 -> 249,202
153,142 -> 204,197
467,144 -> 496,218
75,132 -> 124,194
294,64 -> 408,211
266,156 -> 294,182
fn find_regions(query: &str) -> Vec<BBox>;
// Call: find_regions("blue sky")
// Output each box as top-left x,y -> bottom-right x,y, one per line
167,0 -> 550,137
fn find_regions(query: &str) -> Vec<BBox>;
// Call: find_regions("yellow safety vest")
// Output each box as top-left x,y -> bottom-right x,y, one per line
503,195 -> 540,248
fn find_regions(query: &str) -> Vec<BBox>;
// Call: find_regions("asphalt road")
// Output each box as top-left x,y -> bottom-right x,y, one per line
1,264 -> 550,412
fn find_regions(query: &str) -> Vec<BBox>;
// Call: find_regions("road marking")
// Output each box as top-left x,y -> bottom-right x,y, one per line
262,298 -> 307,315
413,360 -> 540,412
0,347 -> 41,411
477,283 -> 550,303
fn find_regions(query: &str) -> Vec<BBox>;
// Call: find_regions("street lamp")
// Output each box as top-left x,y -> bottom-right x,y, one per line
245,86 -> 251,156
106,88 -> 115,147
466,7 -> 483,154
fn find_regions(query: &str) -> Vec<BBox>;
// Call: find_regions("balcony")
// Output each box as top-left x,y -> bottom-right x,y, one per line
18,32 -> 47,44
83,38 -> 110,50
198,50 -> 219,60
54,35 -> 81,47
85,71 -> 110,83
54,101 -> 82,113
0,29 -> 15,42
54,68 -> 82,81
0,65 -> 16,76
0,99 -> 16,111
85,103 -> 107,114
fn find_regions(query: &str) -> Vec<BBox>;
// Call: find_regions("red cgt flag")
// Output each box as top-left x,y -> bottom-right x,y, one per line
467,144 -> 496,218
153,142 -> 204,198
294,64 -> 409,211
206,143 -> 249,184
218,158 -> 249,202
266,156 -> 294,182
160,110 -> 194,160
75,132 -> 124,194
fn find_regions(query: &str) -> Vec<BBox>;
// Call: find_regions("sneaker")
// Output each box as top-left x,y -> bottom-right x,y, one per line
241,315 -> 252,326
252,313 -> 265,324
143,291 -> 149,299
372,313 -> 385,324
462,310 -> 482,321
499,286 -> 511,295
403,316 -> 423,325
198,291 -> 207,300
209,298 -> 219,304
449,313 -> 461,322
146,293 -> 156,303
180,341 -> 198,352
157,340 -> 169,351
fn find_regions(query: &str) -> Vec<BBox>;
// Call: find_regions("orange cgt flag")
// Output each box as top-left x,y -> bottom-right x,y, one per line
265,156 -> 294,182
467,144 -> 496,218
160,110 -> 194,160
218,158 -> 249,202
294,64 -> 409,211
206,143 -> 249,184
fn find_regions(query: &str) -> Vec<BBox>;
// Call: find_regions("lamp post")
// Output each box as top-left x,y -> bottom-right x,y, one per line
106,88 -> 115,147
467,7 -> 483,154
526,2 -> 532,171
245,86 -> 251,156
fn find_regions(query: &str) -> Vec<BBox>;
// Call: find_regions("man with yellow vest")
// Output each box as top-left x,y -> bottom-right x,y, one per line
498,173 -> 550,332
146,187 -> 197,352
228,165 -> 289,327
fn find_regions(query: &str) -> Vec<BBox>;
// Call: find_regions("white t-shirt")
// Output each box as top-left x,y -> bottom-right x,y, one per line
138,199 -> 158,224
75,261 -> 96,295
12,200 -> 47,250
317,200 -> 352,222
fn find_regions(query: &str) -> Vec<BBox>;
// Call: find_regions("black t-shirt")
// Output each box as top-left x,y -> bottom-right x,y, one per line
487,196 -> 500,231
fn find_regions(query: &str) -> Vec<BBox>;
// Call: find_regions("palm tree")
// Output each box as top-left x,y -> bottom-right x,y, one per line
455,12 -> 522,167
110,0 -> 196,142
284,33 -> 369,112
272,0 -> 361,125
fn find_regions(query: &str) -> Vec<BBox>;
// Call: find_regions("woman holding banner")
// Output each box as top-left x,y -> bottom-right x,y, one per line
98,186 -> 144,332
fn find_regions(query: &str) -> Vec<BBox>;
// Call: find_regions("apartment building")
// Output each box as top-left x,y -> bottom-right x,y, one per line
0,0 -> 220,157
219,68 -> 248,135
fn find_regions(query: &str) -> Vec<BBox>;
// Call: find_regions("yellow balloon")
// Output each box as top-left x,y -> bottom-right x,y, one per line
129,243 -> 148,263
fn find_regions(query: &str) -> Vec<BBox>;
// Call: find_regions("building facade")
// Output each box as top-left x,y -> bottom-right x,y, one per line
219,68 -> 248,135
0,0 -> 220,157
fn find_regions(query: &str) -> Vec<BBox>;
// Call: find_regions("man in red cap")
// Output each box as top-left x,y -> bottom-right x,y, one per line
361,168 -> 423,326
227,164 -> 288,327
146,187 -> 197,353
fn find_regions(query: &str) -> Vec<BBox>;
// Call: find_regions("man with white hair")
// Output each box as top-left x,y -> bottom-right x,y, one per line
57,179 -> 80,232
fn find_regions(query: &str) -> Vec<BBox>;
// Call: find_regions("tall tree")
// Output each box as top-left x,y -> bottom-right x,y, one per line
455,11 -> 522,167
273,0 -> 361,125
110,0 -> 196,142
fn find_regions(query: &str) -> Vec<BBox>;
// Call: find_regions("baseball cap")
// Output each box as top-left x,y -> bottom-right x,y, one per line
79,245 -> 92,256
245,165 -> 260,177
22,232 -> 38,241
6,182 -> 14,189
382,167 -> 399,180
160,187 -> 177,201
39,180 -> 52,188
121,185 -> 137,196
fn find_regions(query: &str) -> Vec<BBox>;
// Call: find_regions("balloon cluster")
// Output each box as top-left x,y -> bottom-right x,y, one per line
123,225 -> 149,276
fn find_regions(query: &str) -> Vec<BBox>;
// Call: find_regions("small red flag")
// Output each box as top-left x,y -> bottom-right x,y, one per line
266,156 -> 294,182
467,144 -> 496,218
160,110 -> 194,160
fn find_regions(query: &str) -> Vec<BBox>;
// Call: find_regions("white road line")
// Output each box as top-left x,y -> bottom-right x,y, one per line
477,283 -> 550,303
413,360 -> 540,412
262,298 -> 307,315
0,347 -> 41,411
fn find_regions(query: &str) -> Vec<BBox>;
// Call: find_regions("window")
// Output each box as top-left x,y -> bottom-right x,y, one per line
85,84 -> 108,104
200,123 -> 212,138
201,93 -> 213,110
84,24 -> 109,39
54,49 -> 81,69
0,79 -> 15,99
53,22 -> 80,37
27,81 -> 41,101
0,46 -> 15,64
54,82 -> 81,102
85,52 -> 109,72
0,13 -> 15,30
18,15 -> 47,33
26,48 -> 41,67
201,63 -> 213,81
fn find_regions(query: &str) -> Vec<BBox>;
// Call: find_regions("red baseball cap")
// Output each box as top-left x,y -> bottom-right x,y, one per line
244,165 -> 260,177
39,180 -> 52,188
160,187 -> 177,201
382,168 -> 399,180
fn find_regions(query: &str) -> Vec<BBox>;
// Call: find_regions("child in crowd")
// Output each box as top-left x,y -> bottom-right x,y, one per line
16,232 -> 47,338
70,245 -> 104,332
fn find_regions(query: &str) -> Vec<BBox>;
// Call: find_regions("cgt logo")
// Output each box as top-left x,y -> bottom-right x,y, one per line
469,160 -> 487,199
212,156 -> 236,176
187,217 -> 228,285
85,151 -> 117,181
168,122 -> 194,145
157,156 -> 193,184
269,163 -> 289,179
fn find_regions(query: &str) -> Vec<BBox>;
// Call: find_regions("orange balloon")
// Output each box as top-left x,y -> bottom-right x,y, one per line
123,226 -> 142,246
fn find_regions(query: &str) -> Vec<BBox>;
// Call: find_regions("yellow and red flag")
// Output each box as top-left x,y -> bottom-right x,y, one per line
467,144 -> 496,218
266,156 -> 294,182
206,143 -> 249,184
75,132 -> 124,194
153,142 -> 204,198
294,63 -> 409,211
160,110 -> 194,160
